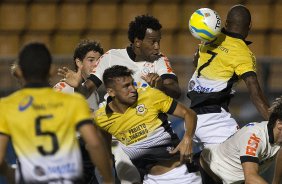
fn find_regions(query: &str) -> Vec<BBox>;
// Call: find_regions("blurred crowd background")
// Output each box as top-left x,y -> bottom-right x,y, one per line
0,0 -> 281,183
1,0 -> 282,123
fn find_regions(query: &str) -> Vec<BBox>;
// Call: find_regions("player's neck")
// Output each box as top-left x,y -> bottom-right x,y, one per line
109,101 -> 129,114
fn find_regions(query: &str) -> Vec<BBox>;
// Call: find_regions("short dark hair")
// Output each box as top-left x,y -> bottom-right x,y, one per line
226,5 -> 251,33
73,39 -> 104,70
268,96 -> 282,129
128,14 -> 162,43
103,65 -> 134,88
18,42 -> 52,81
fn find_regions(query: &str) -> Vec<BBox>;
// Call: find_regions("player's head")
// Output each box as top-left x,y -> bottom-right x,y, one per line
18,42 -> 52,82
225,5 -> 251,39
128,14 -> 163,62
73,39 -> 104,79
268,96 -> 282,144
103,65 -> 137,106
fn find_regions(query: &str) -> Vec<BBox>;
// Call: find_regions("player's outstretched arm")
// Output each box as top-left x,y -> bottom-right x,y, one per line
142,74 -> 181,99
79,123 -> 113,184
58,67 -> 82,88
169,103 -> 197,164
242,162 -> 267,184
58,67 -> 97,98
243,75 -> 270,120
272,149 -> 282,184
161,78 -> 181,99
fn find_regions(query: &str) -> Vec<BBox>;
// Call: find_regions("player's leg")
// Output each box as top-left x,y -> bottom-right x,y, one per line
112,139 -> 141,184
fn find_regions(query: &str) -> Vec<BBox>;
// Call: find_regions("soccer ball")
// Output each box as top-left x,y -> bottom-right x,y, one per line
189,8 -> 222,42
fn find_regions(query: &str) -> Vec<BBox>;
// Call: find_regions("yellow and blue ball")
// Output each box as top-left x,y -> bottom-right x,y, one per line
189,8 -> 222,42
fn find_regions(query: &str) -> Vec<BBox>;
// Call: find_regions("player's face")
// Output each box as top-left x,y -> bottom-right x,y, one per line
80,51 -> 101,79
139,28 -> 161,62
112,76 -> 138,106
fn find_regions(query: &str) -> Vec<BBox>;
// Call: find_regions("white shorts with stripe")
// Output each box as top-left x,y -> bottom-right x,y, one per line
193,108 -> 238,151
143,164 -> 202,184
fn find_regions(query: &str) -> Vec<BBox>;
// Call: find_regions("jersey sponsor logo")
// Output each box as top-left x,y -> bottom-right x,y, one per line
47,163 -> 76,175
246,122 -> 255,127
134,81 -> 148,88
245,133 -> 261,156
127,123 -> 148,144
193,84 -> 214,93
136,104 -> 147,116
19,96 -> 33,111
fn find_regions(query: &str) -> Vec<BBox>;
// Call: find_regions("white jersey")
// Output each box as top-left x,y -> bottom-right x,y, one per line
202,121 -> 280,184
89,47 -> 177,89
53,82 -> 99,112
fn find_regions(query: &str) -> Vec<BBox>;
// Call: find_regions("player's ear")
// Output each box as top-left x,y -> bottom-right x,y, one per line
107,88 -> 115,97
11,63 -> 23,79
49,64 -> 56,78
277,119 -> 282,131
134,38 -> 142,48
75,58 -> 83,69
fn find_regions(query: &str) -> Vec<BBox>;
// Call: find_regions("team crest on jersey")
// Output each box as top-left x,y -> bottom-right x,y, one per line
34,166 -> 46,176
141,62 -> 154,76
188,80 -> 195,91
136,104 -> 147,116
19,96 -> 33,111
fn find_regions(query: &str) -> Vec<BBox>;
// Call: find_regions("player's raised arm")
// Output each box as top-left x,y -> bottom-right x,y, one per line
272,149 -> 282,184
78,122 -> 113,184
169,103 -> 197,164
243,74 -> 270,120
58,67 -> 97,98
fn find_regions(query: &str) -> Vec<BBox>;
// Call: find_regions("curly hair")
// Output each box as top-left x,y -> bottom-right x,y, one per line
268,96 -> 282,128
128,14 -> 162,43
103,65 -> 134,88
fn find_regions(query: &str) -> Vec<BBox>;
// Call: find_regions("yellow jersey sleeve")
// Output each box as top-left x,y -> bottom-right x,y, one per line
234,53 -> 256,77
0,101 -> 10,136
71,93 -> 93,128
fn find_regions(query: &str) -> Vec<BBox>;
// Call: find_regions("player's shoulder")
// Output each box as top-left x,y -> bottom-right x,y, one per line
138,87 -> 166,98
224,35 -> 252,53
98,48 -> 127,62
93,105 -> 107,120
103,48 -> 126,57
241,121 -> 267,136
155,53 -> 170,63
53,82 -> 74,93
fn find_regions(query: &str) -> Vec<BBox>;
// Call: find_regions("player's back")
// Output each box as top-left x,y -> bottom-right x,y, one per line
0,86 -> 91,183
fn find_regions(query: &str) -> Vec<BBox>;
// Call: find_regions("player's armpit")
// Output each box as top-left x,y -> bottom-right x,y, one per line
242,162 -> 267,184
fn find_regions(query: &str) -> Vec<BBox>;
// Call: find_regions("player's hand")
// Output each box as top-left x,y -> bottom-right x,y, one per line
141,73 -> 163,89
169,135 -> 193,165
57,67 -> 82,88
